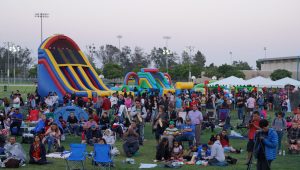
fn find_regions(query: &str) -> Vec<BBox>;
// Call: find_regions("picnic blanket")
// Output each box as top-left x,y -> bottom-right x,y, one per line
46,152 -> 70,159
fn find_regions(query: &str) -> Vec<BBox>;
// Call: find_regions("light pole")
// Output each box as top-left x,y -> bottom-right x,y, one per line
186,46 -> 194,82
117,35 -> 122,64
4,42 -> 13,84
35,13 -> 49,43
229,51 -> 233,64
264,47 -> 267,58
163,48 -> 171,73
163,36 -> 171,48
87,44 -> 96,59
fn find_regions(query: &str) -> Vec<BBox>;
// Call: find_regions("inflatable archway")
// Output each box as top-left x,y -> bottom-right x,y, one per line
124,72 -> 139,86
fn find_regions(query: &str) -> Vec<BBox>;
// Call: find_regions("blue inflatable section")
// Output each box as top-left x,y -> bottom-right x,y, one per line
54,106 -> 89,121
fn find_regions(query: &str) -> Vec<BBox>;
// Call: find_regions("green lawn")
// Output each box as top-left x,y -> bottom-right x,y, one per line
11,114 -> 300,170
0,85 -> 36,98
1,86 -> 299,169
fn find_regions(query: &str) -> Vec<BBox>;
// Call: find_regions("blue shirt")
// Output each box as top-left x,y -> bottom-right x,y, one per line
197,145 -> 211,159
12,113 -> 23,122
175,97 -> 182,109
182,124 -> 195,136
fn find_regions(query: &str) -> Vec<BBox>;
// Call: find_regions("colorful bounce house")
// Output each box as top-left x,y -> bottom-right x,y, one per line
38,35 -> 112,102
122,68 -> 175,95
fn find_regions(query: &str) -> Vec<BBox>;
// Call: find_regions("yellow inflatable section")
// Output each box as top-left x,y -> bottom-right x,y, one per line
175,82 -> 194,89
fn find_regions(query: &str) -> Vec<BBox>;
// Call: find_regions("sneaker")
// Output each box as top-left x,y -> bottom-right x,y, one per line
278,151 -> 282,155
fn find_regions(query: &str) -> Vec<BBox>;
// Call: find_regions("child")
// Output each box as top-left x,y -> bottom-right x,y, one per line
171,141 -> 183,160
155,138 -> 170,162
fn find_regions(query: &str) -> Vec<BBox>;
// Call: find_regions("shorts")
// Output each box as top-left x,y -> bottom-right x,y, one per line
247,139 -> 254,152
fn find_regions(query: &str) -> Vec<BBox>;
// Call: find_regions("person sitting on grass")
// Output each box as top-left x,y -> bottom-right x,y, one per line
219,130 -> 241,153
67,112 -> 80,136
123,125 -> 139,157
204,134 -> 227,166
175,118 -> 195,147
171,140 -> 183,160
9,108 -> 23,136
29,135 -> 47,165
155,138 -> 170,162
3,136 -> 27,167
161,121 -> 179,151
287,121 -> 300,152
42,123 -> 61,153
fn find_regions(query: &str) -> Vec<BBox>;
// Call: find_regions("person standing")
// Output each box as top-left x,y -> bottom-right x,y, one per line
246,111 -> 260,164
255,119 -> 278,170
271,112 -> 286,155
236,96 -> 244,120
130,99 -> 147,145
187,105 -> 203,146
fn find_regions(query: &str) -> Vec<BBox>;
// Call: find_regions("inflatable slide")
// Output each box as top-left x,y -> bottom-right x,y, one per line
38,35 -> 111,102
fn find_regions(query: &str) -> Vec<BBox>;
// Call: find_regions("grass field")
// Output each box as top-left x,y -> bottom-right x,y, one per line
8,111 -> 300,170
1,87 -> 299,169
0,85 -> 36,98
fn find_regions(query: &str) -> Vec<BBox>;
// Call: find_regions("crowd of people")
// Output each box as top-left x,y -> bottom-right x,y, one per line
0,86 -> 299,169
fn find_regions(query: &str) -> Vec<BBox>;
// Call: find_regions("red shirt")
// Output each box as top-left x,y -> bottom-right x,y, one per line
248,119 -> 260,140
102,98 -> 111,110
220,136 -> 230,147
191,100 -> 198,107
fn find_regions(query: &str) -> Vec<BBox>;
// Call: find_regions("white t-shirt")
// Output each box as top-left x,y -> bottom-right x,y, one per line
247,97 -> 255,109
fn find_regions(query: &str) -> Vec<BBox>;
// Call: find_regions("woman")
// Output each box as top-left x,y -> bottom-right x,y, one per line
205,134 -> 227,166
42,123 -> 61,153
123,125 -> 139,157
29,135 -> 47,164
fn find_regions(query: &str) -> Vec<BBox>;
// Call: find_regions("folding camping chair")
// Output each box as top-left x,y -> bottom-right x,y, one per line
65,144 -> 87,170
92,144 -> 113,170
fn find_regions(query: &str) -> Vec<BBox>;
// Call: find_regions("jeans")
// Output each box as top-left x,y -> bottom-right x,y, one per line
176,134 -> 194,147
237,107 -> 243,120
46,136 -> 55,151
276,131 -> 283,151
137,124 -> 144,144
69,124 -> 80,136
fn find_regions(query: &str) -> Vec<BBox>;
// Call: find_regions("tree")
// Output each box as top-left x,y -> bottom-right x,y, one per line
150,47 -> 178,69
203,63 -> 219,78
232,60 -> 252,70
218,64 -> 245,78
0,46 -> 33,78
256,60 -> 262,70
28,64 -> 37,78
131,47 -> 150,69
102,63 -> 123,79
270,69 -> 292,80
97,45 -> 119,65
181,51 -> 191,64
193,51 -> 206,68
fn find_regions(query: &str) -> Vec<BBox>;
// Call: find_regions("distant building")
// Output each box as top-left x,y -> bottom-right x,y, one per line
257,56 -> 300,80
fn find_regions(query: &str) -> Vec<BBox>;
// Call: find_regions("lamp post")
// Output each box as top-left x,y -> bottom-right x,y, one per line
163,48 -> 171,73
3,42 -> 11,84
264,47 -> 267,58
9,45 -> 20,84
35,13 -> 49,43
186,46 -> 194,82
117,35 -> 122,64
229,51 -> 233,64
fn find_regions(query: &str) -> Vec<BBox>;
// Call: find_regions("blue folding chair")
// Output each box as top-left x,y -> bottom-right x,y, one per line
65,144 -> 87,170
93,144 -> 113,170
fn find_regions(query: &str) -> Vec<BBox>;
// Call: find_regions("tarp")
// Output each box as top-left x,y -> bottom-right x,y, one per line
273,77 -> 300,88
208,76 -> 246,87
245,76 -> 275,87
54,106 -> 89,121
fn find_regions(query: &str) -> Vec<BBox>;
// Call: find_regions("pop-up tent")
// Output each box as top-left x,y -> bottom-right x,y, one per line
54,106 -> 89,121
208,76 -> 246,87
245,76 -> 275,88
273,77 -> 300,88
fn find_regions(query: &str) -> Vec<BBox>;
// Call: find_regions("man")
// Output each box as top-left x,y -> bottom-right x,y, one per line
10,108 -> 23,135
4,136 -> 27,165
246,95 -> 256,114
130,99 -> 147,145
246,111 -> 260,164
187,105 -> 203,145
102,96 -> 111,115
110,93 -> 118,108
255,119 -> 278,170
161,121 -> 179,150
67,112 -> 80,136
176,119 -> 195,147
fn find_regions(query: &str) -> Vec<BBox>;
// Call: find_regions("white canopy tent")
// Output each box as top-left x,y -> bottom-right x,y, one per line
208,76 -> 246,87
244,76 -> 275,87
273,77 -> 300,88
